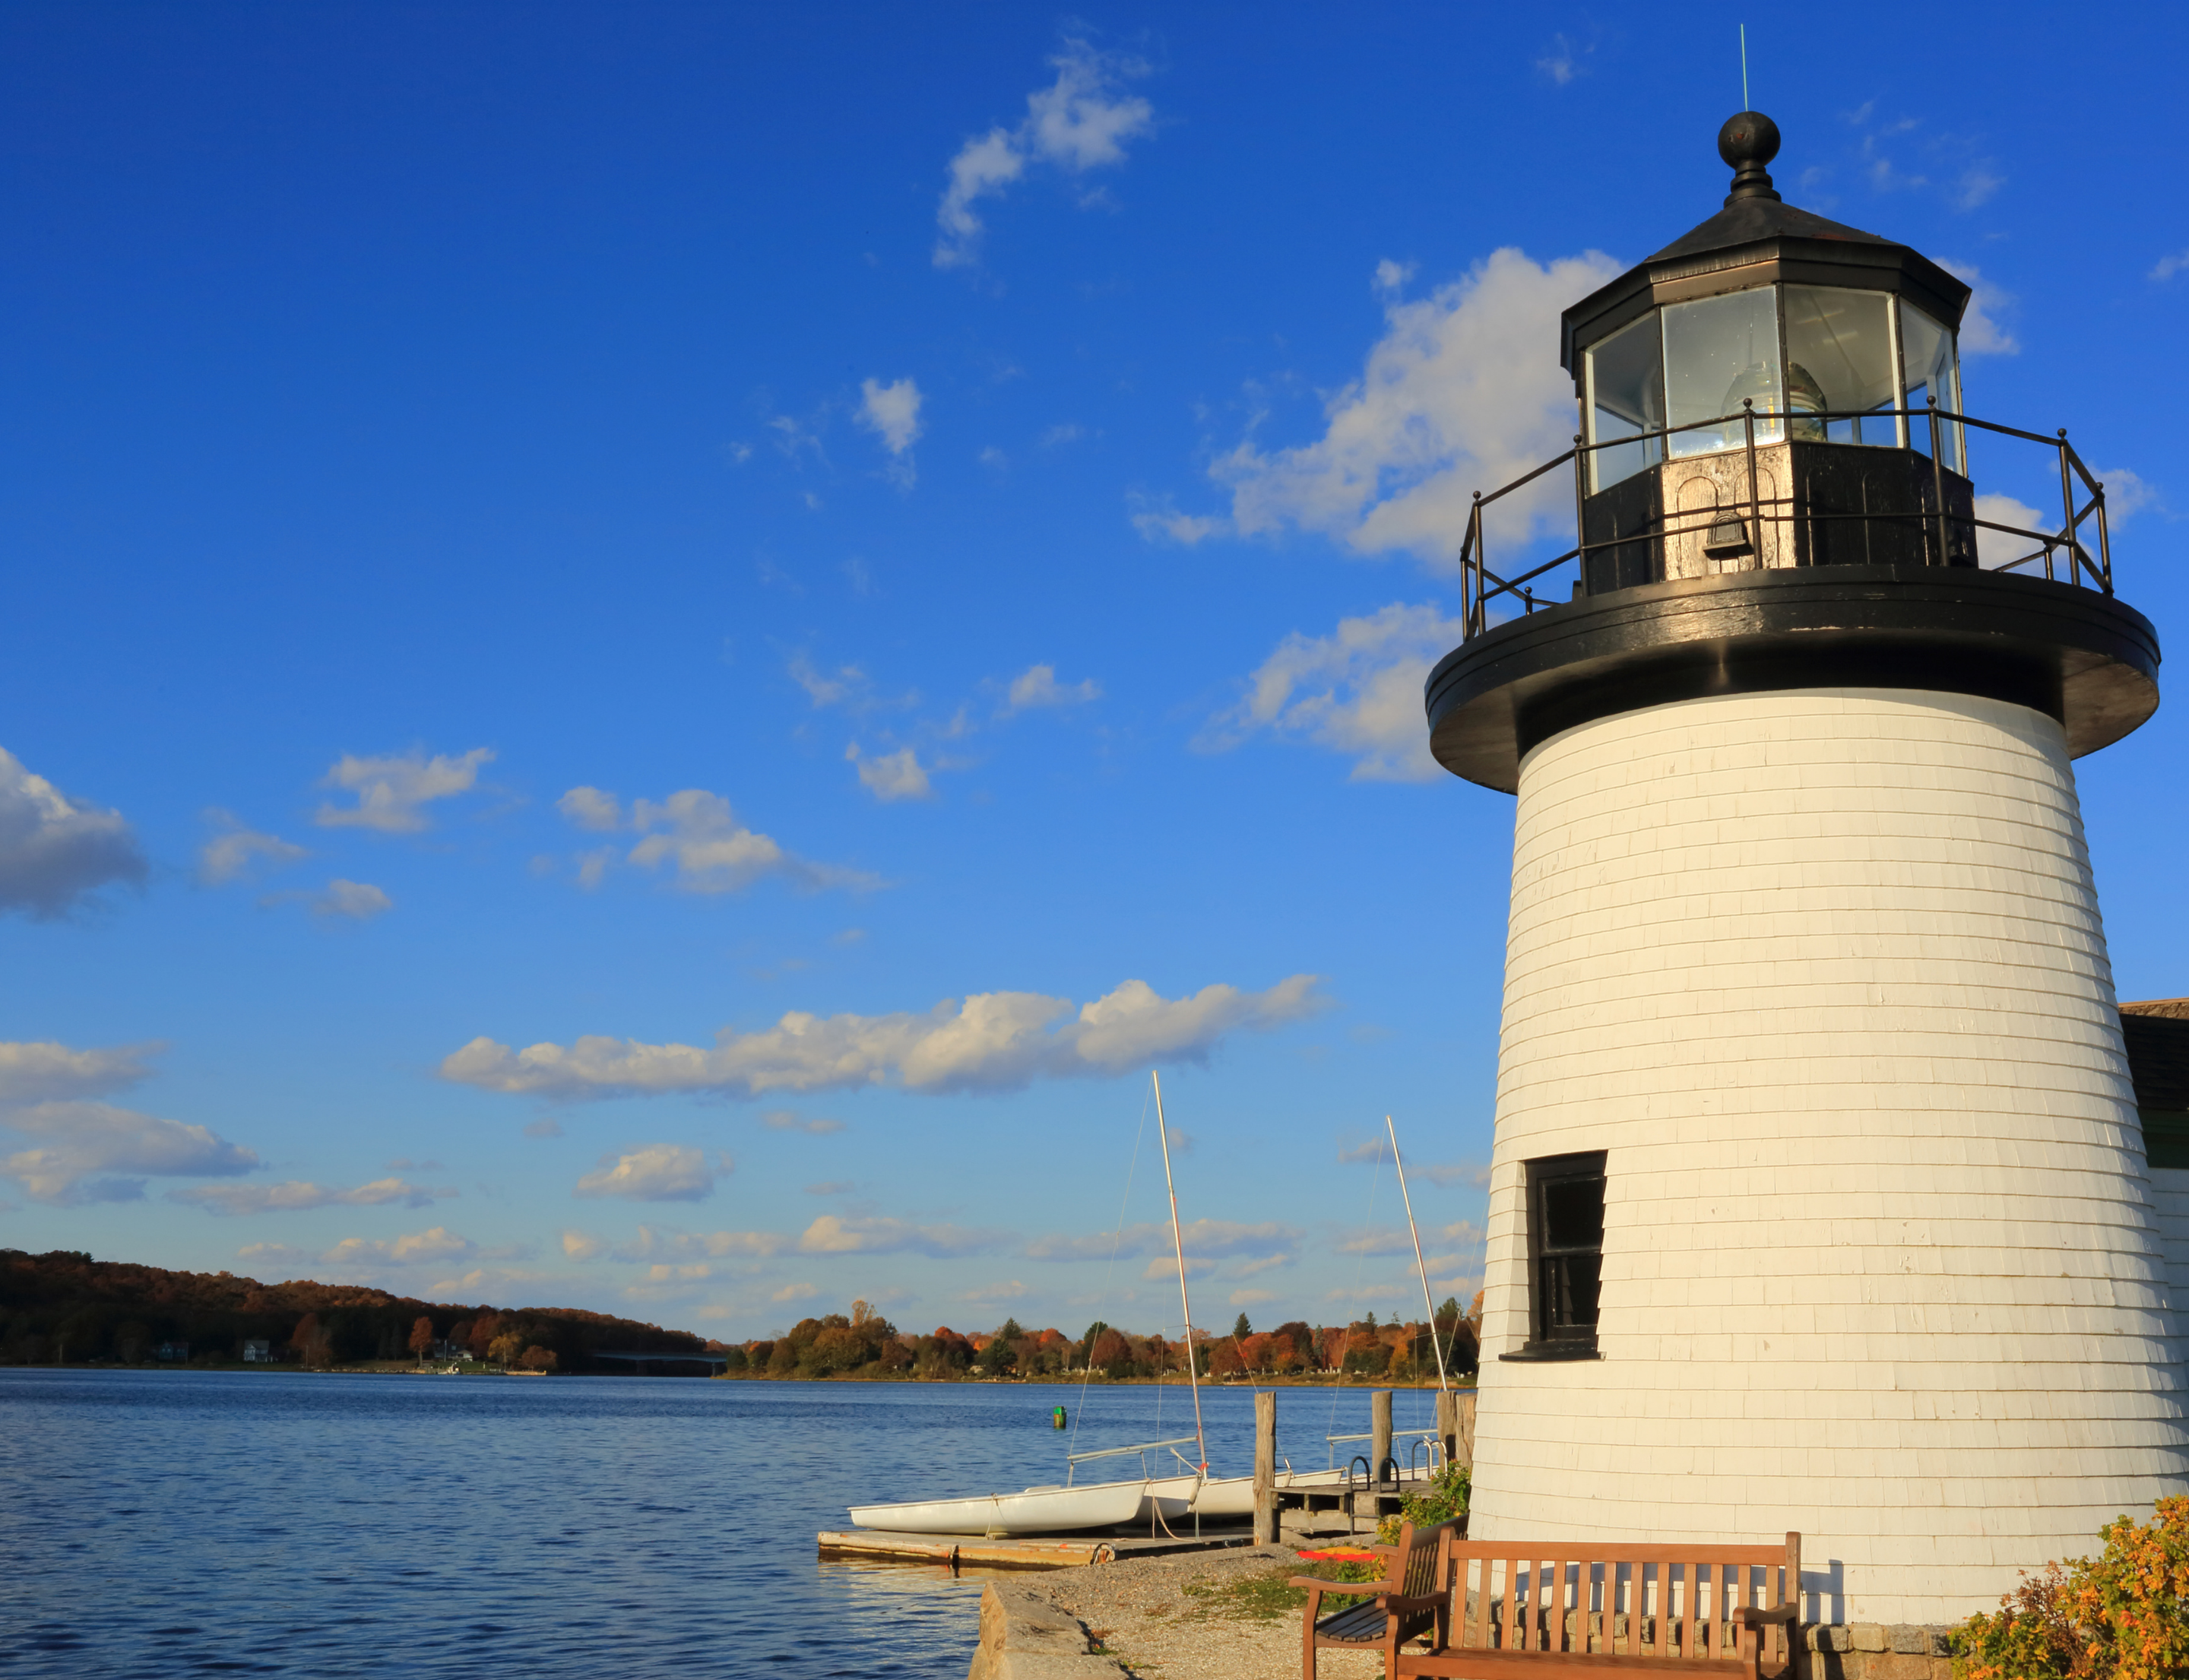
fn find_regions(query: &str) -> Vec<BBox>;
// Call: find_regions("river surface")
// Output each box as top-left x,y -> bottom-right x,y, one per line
0,1368 -> 1448,1678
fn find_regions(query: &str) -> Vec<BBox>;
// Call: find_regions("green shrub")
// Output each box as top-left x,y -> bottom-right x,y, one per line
1375,1460 -> 1470,1548
1953,1497 -> 2189,1680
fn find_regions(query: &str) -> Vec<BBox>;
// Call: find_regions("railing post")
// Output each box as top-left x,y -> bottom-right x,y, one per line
1471,491 -> 1485,636
1742,400 -> 1762,568
1927,399 -> 1949,566
2096,478 -> 2114,594
2058,430 -> 2081,588
1571,434 -> 1589,600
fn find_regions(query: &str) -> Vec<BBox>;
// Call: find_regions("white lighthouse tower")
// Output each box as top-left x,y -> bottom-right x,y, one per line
1432,113 -> 2185,1625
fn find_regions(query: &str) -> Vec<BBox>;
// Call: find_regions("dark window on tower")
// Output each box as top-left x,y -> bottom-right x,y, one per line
1525,1151 -> 1606,1356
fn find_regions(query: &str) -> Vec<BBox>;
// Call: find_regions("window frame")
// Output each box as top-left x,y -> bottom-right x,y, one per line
1503,1149 -> 1608,1362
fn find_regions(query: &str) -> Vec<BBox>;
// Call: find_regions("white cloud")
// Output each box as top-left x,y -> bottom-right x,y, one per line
562,1229 -> 607,1260
0,1041 -> 156,1105
1003,664 -> 1102,712
524,1117 -> 564,1139
575,1143 -> 717,1203
1142,1254 -> 1217,1279
845,744 -> 933,803
167,1177 -> 454,1216
961,1279 -> 1028,1301
1334,1225 -> 1414,1256
1228,1288 -> 1277,1307
314,879 -> 392,921
322,1225 -> 474,1270
442,974 -> 1325,1102
772,1282 -> 819,1304
315,747 -> 493,833
2092,467 -> 2159,524
784,654 -> 916,715
1211,249 -> 1622,571
1024,1218 -> 1301,1262
0,746 -> 147,919
798,1214 -> 998,1256
557,785 -> 880,895
934,37 -> 1154,268
1336,1139 -> 1388,1165
1938,262 -> 2019,356
1202,602 -> 1463,781
2152,251 -> 2189,284
1126,493 -> 1224,546
857,377 -> 924,480
556,786 -> 622,832
2,1100 -> 258,1205
1411,1161 -> 1491,1190
1373,258 -> 1416,296
762,1110 -> 846,1135
198,810 -> 309,886
615,1225 -> 788,1261
1972,493 -> 2051,570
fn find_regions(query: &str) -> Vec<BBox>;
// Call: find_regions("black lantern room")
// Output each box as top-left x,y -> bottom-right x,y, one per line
1424,114 -> 2158,792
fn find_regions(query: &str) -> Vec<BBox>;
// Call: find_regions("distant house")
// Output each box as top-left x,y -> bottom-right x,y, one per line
242,1340 -> 272,1363
156,1341 -> 189,1362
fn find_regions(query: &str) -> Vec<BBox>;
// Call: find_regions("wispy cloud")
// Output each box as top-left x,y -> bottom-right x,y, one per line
0,746 -> 147,920
1937,262 -> 2019,355
315,747 -> 493,833
1024,1218 -> 1300,1262
762,1110 -> 846,1135
935,36 -> 1155,268
440,974 -> 1326,1102
2152,250 -> 2189,284
1201,603 -> 1464,781
198,810 -> 309,886
614,1225 -> 789,1261
797,1214 -> 1001,1256
167,1177 -> 454,1216
0,1040 -> 157,1105
1002,664 -> 1101,714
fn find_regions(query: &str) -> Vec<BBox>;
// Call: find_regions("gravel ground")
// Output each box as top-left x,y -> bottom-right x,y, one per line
1027,1544 -> 1408,1680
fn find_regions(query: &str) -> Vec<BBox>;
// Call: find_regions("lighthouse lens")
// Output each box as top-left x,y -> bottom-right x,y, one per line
1585,313 -> 1665,493
1664,287 -> 1784,458
1783,287 -> 1900,446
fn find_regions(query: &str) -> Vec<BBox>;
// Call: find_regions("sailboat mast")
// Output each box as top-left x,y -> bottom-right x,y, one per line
1386,1114 -> 1450,1392
1152,1070 -> 1207,1472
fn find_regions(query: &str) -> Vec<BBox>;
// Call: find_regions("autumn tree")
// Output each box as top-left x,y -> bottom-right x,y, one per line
408,1316 -> 435,1362
518,1346 -> 557,1372
488,1330 -> 524,1368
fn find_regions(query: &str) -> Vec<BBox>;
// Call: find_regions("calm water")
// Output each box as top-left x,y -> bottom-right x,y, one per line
0,1368 -> 1441,1678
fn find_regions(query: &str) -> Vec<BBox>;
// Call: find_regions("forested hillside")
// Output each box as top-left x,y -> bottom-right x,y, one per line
0,1248 -> 721,1372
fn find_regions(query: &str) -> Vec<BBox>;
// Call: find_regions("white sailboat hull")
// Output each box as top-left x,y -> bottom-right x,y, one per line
847,1479 -> 1146,1536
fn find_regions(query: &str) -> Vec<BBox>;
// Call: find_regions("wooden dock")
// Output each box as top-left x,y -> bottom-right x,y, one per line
816,1525 -> 1258,1570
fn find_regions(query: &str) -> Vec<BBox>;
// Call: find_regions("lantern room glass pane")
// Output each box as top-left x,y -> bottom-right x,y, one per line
1664,287 -> 1784,457
1783,286 -> 1900,446
1899,300 -> 1963,473
1584,312 -> 1665,492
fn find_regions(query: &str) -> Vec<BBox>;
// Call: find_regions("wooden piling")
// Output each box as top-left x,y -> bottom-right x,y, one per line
1435,1387 -> 1457,1468
1457,1389 -> 1477,1469
1253,1390 -> 1276,1545
1370,1389 -> 1393,1483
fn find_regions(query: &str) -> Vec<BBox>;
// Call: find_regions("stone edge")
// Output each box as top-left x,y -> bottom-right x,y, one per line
965,1579 -> 1129,1680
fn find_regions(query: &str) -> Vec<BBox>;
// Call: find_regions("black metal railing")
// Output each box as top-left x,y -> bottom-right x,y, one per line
1458,399 -> 2115,639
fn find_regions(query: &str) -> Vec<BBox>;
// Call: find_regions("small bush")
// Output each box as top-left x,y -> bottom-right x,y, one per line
1375,1460 -> 1470,1548
1953,1497 -> 2189,1680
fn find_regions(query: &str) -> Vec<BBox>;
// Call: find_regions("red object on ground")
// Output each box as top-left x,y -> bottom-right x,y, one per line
1294,1547 -> 1379,1561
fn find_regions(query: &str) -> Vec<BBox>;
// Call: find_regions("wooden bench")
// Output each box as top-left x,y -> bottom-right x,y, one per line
1394,1533 -> 1801,1680
1294,1517 -> 1462,1680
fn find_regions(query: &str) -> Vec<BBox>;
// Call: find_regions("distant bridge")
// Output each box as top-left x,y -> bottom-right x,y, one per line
591,1349 -> 729,1372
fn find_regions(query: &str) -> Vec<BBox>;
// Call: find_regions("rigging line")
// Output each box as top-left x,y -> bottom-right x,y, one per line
1327,1128 -> 1386,1447
1388,1114 -> 1449,1396
1069,1078 -> 1152,1463
1152,1069 -> 1207,1474
1740,24 -> 1750,111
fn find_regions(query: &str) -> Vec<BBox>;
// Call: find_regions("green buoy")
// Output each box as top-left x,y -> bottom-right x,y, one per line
1052,1406 -> 1067,1429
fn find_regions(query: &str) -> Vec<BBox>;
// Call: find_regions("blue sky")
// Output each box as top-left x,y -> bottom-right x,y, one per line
5,5 -> 2186,1341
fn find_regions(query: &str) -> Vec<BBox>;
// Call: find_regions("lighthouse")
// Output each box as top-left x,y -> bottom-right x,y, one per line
1431,113 -> 2185,1625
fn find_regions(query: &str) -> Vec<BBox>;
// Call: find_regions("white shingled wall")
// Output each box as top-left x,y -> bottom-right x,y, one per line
1465,686 -> 2189,1625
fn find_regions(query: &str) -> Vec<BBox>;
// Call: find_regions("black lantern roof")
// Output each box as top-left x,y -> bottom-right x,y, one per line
1557,112 -> 1972,385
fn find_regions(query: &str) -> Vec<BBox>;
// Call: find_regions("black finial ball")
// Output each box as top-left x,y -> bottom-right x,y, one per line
1718,111 -> 1782,170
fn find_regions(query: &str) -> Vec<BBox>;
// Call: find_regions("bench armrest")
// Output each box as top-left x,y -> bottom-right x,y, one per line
1374,1593 -> 1446,1614
1735,1606 -> 1799,1626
